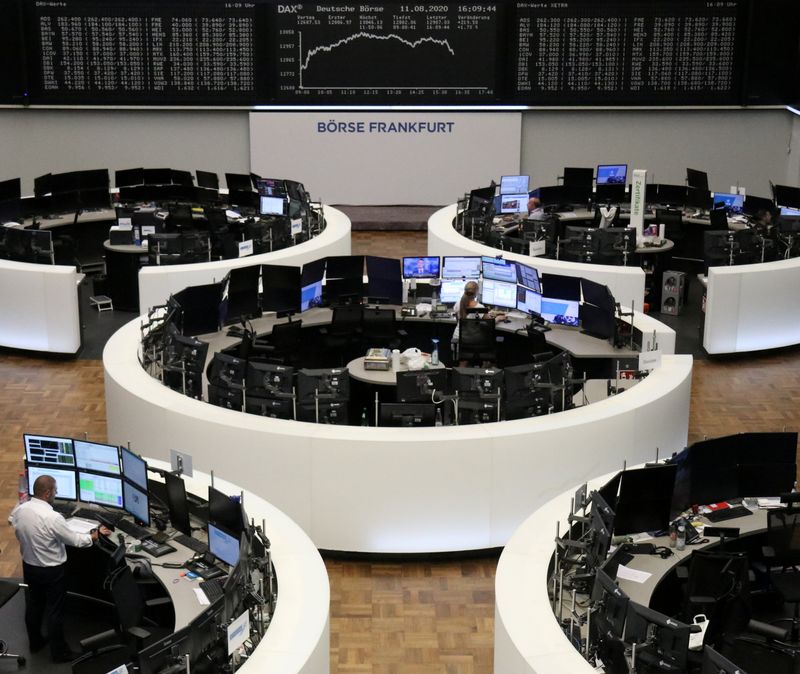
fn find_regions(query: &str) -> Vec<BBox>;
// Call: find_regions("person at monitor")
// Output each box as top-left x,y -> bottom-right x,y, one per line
10,474 -> 111,662
451,280 -> 504,366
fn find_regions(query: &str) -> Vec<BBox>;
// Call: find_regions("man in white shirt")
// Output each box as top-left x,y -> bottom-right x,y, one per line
10,474 -> 110,662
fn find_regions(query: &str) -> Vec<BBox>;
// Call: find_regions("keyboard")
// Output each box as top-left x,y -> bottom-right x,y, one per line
72,508 -> 124,527
199,578 -> 225,603
116,519 -> 152,540
53,502 -> 74,516
173,533 -> 208,554
704,505 -> 753,523
140,538 -> 176,558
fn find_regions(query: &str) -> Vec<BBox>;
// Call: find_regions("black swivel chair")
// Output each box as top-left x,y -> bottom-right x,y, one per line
362,307 -> 402,351
322,305 -> 363,364
656,207 -> 685,252
457,316 -> 497,365
251,320 -> 303,366
167,204 -> 194,231
0,580 -> 25,667
763,508 -> 800,643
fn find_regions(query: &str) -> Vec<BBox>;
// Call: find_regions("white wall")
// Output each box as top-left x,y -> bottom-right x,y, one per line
520,109 -> 791,197
0,107 -> 793,199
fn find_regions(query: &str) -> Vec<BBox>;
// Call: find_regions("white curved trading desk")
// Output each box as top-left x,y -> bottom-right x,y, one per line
145,460 -> 330,674
0,258 -> 83,354
137,206 -> 351,314
104,311 -> 691,554
428,205 -> 647,312
704,256 -> 800,354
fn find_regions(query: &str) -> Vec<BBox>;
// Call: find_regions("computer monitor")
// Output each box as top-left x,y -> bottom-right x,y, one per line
395,369 -> 449,403
499,194 -> 528,214
259,196 -> 285,216
120,447 -> 148,491
563,167 -> 594,187
224,264 -> 261,324
326,255 -> 364,280
137,625 -> 192,674
516,286 -> 542,316
78,471 -> 124,509
246,362 -> 294,397
73,440 -> 121,476
624,602 -> 692,673
579,303 -> 615,340
596,164 -> 627,185
686,168 -> 709,192
712,192 -> 745,214
325,277 -> 363,304
296,368 -> 349,402
123,481 -> 150,526
701,646 -> 747,674
738,462 -> 796,498
591,569 -> 630,640
379,403 -> 436,427
500,175 -> 529,195
480,278 -> 517,309
541,273 -> 581,301
208,522 -> 240,567
515,262 -> 541,293
480,256 -> 514,282
208,486 -> 244,536
468,185 -> 496,212
261,264 -> 301,315
195,170 -> 219,189
686,187 -> 713,210
540,297 -> 580,327
402,256 -> 440,279
440,279 -> 465,304
172,282 -> 225,336
581,278 -> 615,311
743,194 -> 775,216
224,173 -> 252,192
115,168 -> 144,188
613,464 -> 677,536
301,258 -> 326,311
503,360 -> 553,419
365,256 -> 402,304
780,206 -> 800,217
165,472 -> 191,536
24,434 -> 75,467
27,465 -> 77,501
657,184 -> 689,206
442,256 -> 481,280
452,367 -> 504,398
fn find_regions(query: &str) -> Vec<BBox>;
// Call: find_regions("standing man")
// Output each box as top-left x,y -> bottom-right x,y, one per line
10,474 -> 110,662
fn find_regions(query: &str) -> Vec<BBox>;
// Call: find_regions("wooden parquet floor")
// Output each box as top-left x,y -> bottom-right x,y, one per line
0,230 -> 798,673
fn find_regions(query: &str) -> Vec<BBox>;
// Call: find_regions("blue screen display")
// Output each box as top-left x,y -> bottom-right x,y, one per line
596,165 -> 627,185
712,193 -> 744,214
301,280 -> 323,312
123,481 -> 150,525
402,256 -> 440,279
540,298 -> 580,326
208,522 -> 240,567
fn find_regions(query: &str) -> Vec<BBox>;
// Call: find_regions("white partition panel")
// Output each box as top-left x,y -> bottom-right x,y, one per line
704,256 -> 800,354
105,316 -> 691,554
0,260 -> 82,354
138,206 -> 351,314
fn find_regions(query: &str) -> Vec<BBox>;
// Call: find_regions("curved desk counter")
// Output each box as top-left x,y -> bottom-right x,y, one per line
427,205 -> 647,312
144,460 -> 330,674
0,258 -> 83,355
137,206 -> 351,314
104,310 -> 691,554
704,255 -> 800,354
494,467 -> 767,674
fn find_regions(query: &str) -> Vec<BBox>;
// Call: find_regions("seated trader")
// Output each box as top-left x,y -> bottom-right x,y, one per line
10,475 -> 110,663
451,280 -> 505,366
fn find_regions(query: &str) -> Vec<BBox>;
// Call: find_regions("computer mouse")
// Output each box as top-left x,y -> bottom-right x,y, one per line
502,318 -> 511,323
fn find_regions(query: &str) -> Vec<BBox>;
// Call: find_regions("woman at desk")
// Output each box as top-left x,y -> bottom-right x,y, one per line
451,280 -> 504,366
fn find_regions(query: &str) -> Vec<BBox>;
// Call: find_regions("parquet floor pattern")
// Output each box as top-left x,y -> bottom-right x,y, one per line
0,229 -> 798,673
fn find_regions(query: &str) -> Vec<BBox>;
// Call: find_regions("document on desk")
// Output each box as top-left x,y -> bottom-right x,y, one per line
65,518 -> 97,534
194,588 -> 211,606
616,564 -> 652,584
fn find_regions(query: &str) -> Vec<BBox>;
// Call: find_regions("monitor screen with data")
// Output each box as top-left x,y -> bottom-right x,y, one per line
27,465 -> 78,501
481,257 -> 517,283
123,481 -> 150,526
79,471 -> 124,509
596,164 -> 627,185
121,447 -> 148,490
74,440 -> 121,476
440,279 -> 466,304
402,256 -> 440,279
499,194 -> 528,214
516,262 -> 541,293
517,286 -> 542,316
24,434 -> 75,467
481,278 -> 517,309
540,297 -> 580,327
711,192 -> 744,214
259,195 -> 285,216
208,522 -> 241,567
500,175 -> 530,195
442,256 -> 481,280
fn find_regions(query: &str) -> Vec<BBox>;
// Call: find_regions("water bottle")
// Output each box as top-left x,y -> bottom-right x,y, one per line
668,521 -> 677,548
18,472 -> 28,504
431,338 -> 439,366
361,408 -> 369,426
676,523 -> 686,551
435,408 -> 443,427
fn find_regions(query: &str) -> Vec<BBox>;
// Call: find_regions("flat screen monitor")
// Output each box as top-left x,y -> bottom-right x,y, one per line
395,369 -> 449,403
625,603 -> 691,672
440,279 -> 465,304
712,192 -> 744,214
541,272 -> 581,301
78,471 -> 124,509
596,473 -> 621,515
402,256 -> 440,279
468,185 -> 496,212
516,286 -> 542,316
259,196 -> 285,216
686,187 -> 712,210
142,168 -> 172,185
208,522 -> 240,567
743,194 -> 775,215
500,175 -> 529,195
225,265 -> 261,324
516,262 -> 541,292
738,462 -> 796,498
296,368 -> 349,402
246,362 -> 294,397
591,568 -> 630,640
481,256 -> 517,283
481,278 -> 517,310
442,256 -> 481,279
301,280 -> 323,312
563,167 -> 594,187
138,626 -> 192,674
701,646 -> 746,674
379,403 -> 436,427
165,472 -> 191,536
256,177 -> 287,196
208,486 -> 244,536
24,434 -> 75,467
537,184 -> 565,206
27,465 -> 77,501
0,177 -> 21,202
452,367 -> 504,398
686,168 -> 709,192
579,303 -> 615,340
172,282 -> 224,336
657,184 -> 689,206
74,440 -> 121,476
225,173 -> 252,192
121,447 -> 148,490
261,264 -> 301,315
581,278 -> 615,311
115,168 -> 144,188
499,194 -> 528,214
596,164 -> 627,185
123,481 -> 150,526
365,256 -> 402,304
613,464 -> 677,536
781,206 -> 800,217
326,255 -> 364,280
540,297 -> 580,327
196,170 -> 219,189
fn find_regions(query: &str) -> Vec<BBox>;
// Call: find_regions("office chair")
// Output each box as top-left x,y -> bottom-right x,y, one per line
677,549 -> 751,650
322,305 -> 363,364
763,508 -> 800,643
457,316 -> 497,365
167,204 -> 194,230
251,319 -> 303,366
362,307 -> 401,350
0,580 -> 25,666
80,565 -> 171,657
656,208 -> 685,245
